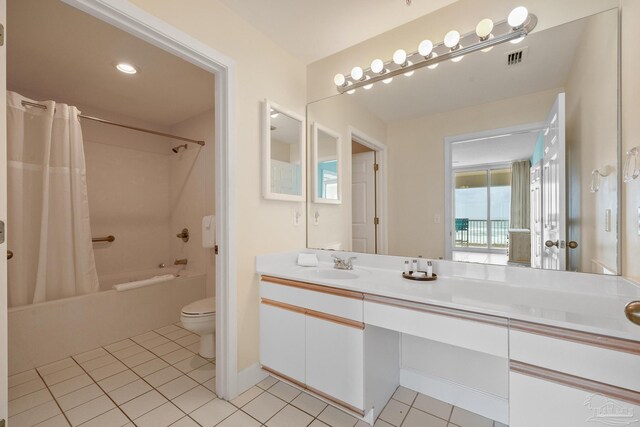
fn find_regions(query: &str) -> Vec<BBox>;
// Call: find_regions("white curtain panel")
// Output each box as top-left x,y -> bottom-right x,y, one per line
7,91 -> 99,307
510,160 -> 531,230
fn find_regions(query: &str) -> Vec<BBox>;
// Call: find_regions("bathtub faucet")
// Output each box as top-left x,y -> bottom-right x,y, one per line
174,258 -> 188,265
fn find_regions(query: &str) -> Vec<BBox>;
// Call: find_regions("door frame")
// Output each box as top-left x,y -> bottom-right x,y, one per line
444,122 -> 544,260
349,127 -> 388,254
62,0 -> 238,399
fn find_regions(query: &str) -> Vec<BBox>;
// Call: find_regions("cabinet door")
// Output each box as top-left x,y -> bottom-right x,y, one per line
305,315 -> 364,411
510,372 -> 640,427
260,302 -> 305,384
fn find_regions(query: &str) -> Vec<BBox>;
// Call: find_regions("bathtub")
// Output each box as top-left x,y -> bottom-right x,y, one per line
8,268 -> 207,375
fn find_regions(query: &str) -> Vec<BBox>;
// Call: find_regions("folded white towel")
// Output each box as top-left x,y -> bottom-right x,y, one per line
297,253 -> 318,267
113,274 -> 175,292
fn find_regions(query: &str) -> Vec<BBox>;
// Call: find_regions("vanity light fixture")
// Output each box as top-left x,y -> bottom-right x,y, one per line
333,6 -> 537,93
116,63 -> 137,74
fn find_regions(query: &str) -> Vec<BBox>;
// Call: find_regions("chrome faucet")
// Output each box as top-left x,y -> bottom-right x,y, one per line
332,254 -> 357,270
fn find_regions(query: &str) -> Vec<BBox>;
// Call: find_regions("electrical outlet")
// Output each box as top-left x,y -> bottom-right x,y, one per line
293,210 -> 301,226
434,214 -> 441,224
314,211 -> 320,226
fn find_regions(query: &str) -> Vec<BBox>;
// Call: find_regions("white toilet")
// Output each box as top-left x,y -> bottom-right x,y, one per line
180,297 -> 216,359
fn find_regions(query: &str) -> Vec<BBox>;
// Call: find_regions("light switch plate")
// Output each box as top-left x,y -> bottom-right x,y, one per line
605,209 -> 611,232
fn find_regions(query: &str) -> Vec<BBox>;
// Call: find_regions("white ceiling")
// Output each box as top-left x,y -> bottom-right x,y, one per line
8,0 -> 215,127
345,16 -> 587,122
452,131 -> 540,168
218,0 -> 459,64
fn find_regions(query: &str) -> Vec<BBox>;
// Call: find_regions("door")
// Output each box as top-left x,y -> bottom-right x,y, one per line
0,0 -> 7,422
305,315 -> 364,411
352,151 -> 376,253
259,302 -> 306,384
541,93 -> 566,270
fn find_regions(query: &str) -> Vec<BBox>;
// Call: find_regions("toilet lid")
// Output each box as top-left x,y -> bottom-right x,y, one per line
182,297 -> 216,316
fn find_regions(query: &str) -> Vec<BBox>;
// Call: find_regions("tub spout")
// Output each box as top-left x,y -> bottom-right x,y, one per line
174,258 -> 188,265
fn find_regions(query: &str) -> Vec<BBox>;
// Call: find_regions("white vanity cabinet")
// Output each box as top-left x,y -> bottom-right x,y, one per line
508,321 -> 640,427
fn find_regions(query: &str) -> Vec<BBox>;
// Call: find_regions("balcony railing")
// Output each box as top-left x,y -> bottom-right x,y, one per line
455,219 -> 510,249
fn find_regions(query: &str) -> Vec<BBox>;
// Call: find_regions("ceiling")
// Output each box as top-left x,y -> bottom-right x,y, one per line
7,0 -> 215,127
452,131 -> 540,168
345,15 -> 588,123
218,0 -> 459,64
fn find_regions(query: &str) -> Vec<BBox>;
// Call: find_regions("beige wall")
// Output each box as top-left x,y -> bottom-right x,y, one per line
622,0 -> 640,281
565,10 -> 618,274
130,0 -> 307,373
387,89 -> 561,258
169,109 -> 216,297
307,96 -> 387,251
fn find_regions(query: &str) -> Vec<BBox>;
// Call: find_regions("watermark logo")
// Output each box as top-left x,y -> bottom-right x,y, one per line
584,394 -> 638,426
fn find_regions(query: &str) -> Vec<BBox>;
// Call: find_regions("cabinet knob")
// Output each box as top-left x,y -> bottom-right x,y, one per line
7,250 -> 12,260
625,301 -> 640,326
567,241 -> 578,249
545,240 -> 559,248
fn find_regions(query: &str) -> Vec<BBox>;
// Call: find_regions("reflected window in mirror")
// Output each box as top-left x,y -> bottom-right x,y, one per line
262,100 -> 305,202
312,122 -> 342,204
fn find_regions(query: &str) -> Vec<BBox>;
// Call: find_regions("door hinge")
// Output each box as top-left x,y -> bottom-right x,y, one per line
0,24 -> 4,46
214,244 -> 219,255
0,220 -> 4,244
374,217 -> 380,225
373,163 -> 379,172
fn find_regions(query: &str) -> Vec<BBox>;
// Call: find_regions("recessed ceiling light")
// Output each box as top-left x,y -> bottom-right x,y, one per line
116,63 -> 137,74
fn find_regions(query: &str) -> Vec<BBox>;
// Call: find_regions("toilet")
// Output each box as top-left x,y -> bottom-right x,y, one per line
180,297 -> 216,359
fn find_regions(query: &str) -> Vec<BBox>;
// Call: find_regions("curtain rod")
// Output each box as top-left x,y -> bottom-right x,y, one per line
20,100 -> 205,146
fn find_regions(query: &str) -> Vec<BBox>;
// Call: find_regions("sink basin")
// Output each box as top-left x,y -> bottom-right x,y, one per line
303,268 -> 360,280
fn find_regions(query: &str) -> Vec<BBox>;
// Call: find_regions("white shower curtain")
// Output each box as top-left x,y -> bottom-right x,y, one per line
7,91 -> 99,306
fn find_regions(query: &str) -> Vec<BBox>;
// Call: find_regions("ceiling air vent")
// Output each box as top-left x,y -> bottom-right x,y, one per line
506,47 -> 528,67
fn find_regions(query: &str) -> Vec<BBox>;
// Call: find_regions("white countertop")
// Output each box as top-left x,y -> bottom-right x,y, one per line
256,251 -> 640,342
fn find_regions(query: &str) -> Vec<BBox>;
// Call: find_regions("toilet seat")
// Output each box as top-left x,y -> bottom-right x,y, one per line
181,297 -> 215,317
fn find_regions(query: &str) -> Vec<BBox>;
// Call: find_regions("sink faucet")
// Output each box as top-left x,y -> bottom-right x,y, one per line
332,254 -> 357,270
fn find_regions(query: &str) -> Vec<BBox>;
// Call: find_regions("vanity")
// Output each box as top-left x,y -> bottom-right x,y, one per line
257,251 -> 640,426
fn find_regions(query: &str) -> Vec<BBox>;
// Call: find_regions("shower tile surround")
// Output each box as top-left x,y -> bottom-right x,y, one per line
7,323 -> 501,427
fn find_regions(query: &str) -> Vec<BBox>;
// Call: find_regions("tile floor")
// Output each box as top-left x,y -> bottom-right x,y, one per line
8,322 -> 506,427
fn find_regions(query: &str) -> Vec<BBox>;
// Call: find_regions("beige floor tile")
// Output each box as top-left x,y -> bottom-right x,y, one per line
37,358 -> 77,376
202,378 -> 216,394
65,395 -> 115,426
402,408 -> 447,427
108,379 -> 153,406
104,339 -> 136,353
49,374 -> 94,398
42,365 -> 84,386
185,342 -> 201,353
134,402 -> 184,427
169,416 -> 200,427
172,385 -> 216,413
242,391 -> 287,423
378,399 -> 410,426
231,386 -> 263,408
268,381 -> 301,403
174,334 -> 200,347
449,407 -> 493,427
97,369 -> 138,393
155,325 -> 182,336
190,398 -> 237,427
120,389 -> 168,420
173,355 -> 208,374
56,384 -> 103,411
34,413 -> 70,426
309,421 -> 330,427
88,361 -> 128,382
145,366 -> 183,388
131,331 -> 161,344
74,348 -> 109,364
412,394 -> 453,421
291,392 -> 327,417
8,388 -> 53,417
162,348 -> 195,365
8,400 -> 62,426
317,405 -> 358,427
8,377 -> 46,401
80,354 -> 118,372
77,408 -> 129,426
111,344 -> 146,361
217,410 -> 261,427
165,329 -> 192,341
157,375 -> 199,400
140,335 -> 171,350
256,376 -> 278,390
121,351 -> 158,368
132,358 -> 169,377
151,342 -> 182,356
9,369 -> 39,389
266,404 -> 314,427
392,386 -> 418,406
186,363 -> 215,383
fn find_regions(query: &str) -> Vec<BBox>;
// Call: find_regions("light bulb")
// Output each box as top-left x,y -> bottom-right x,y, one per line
351,66 -> 364,81
334,73 -> 346,86
510,36 -> 525,44
508,6 -> 529,29
427,52 -> 439,69
116,63 -> 137,74
371,59 -> 384,74
404,61 -> 414,77
444,30 -> 460,49
393,49 -> 407,66
418,40 -> 433,57
481,34 -> 495,52
476,18 -> 494,40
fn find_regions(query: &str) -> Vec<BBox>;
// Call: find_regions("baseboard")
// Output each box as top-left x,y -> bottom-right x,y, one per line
400,368 -> 508,425
237,363 -> 268,395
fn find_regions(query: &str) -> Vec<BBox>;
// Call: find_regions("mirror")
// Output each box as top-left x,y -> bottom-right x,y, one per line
307,9 -> 620,275
312,123 -> 342,204
262,100 -> 305,201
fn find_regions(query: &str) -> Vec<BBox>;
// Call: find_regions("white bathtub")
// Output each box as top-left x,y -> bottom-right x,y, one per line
8,268 -> 207,375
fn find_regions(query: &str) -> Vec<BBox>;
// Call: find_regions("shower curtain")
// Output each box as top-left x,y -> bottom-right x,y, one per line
7,91 -> 99,306
510,160 -> 531,230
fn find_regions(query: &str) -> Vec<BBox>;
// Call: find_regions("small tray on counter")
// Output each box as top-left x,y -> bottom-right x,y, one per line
402,271 -> 437,281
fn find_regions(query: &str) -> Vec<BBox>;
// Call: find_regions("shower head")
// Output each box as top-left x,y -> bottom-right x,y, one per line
172,144 -> 188,153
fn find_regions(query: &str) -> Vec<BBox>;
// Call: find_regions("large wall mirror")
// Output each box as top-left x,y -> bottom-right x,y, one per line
307,8 -> 620,275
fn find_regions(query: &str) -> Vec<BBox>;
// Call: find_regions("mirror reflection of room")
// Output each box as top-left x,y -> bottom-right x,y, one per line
307,8 -> 619,275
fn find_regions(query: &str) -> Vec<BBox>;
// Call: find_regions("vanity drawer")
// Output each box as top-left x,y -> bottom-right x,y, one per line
260,276 -> 363,322
364,297 -> 508,357
510,322 -> 640,391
